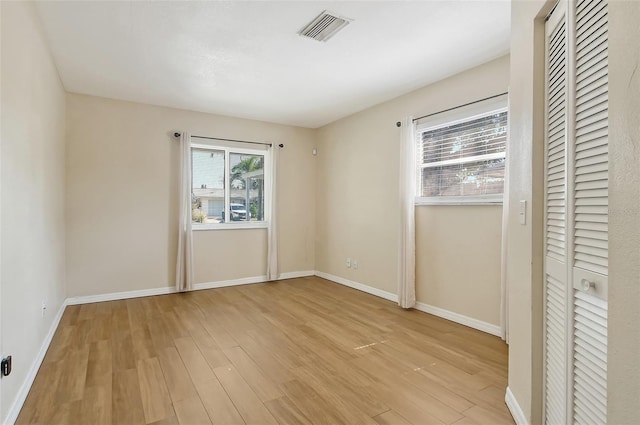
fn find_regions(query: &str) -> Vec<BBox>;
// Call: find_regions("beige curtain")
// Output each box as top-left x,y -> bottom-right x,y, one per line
398,117 -> 416,308
266,146 -> 279,281
176,131 -> 193,292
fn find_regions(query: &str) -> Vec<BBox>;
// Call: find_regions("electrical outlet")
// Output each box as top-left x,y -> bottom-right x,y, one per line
346,257 -> 351,268
1,356 -> 12,377
41,301 -> 47,318
353,260 -> 358,270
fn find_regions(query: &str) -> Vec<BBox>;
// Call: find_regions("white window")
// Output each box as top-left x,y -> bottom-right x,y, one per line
191,144 -> 270,230
416,104 -> 508,205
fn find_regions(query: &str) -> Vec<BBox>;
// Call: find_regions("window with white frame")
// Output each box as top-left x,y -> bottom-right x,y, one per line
191,144 -> 269,229
416,106 -> 508,204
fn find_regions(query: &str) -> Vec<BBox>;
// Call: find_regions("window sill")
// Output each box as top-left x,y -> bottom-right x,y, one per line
415,195 -> 503,206
192,222 -> 268,231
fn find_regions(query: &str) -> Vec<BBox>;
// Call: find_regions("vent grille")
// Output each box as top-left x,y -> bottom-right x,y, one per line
299,10 -> 351,42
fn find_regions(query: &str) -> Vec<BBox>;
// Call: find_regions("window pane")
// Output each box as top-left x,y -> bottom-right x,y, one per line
229,153 -> 265,222
419,110 -> 507,198
421,157 -> 505,197
192,149 -> 225,224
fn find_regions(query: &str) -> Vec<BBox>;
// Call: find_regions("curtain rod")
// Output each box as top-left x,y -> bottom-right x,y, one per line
397,92 -> 509,127
174,132 -> 284,148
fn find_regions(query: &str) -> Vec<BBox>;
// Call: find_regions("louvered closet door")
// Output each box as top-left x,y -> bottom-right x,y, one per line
543,1 -> 609,424
571,0 -> 608,423
544,4 -> 569,424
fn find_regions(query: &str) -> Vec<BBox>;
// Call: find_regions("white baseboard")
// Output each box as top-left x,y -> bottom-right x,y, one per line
65,271 -> 316,306
3,300 -> 67,425
193,275 -> 267,291
313,271 -> 398,302
193,271 -> 315,290
66,285 -> 176,305
277,270 -> 315,280
414,301 -> 502,337
505,386 -> 529,425
313,271 -> 501,337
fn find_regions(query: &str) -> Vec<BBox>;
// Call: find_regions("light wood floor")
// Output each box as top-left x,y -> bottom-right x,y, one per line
17,277 -> 513,425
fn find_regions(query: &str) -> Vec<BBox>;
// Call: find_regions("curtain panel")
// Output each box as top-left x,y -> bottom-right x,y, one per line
398,117 -> 416,308
266,146 -> 279,281
176,131 -> 194,292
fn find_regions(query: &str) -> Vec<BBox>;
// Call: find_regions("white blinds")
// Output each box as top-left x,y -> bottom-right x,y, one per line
418,110 -> 507,198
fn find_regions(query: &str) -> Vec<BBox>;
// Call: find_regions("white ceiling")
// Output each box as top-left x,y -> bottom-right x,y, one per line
35,1 -> 510,129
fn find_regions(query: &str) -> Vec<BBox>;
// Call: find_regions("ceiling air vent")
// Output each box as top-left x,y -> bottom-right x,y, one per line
299,10 -> 352,42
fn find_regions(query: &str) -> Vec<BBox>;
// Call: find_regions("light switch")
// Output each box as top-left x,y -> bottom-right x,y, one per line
519,200 -> 527,225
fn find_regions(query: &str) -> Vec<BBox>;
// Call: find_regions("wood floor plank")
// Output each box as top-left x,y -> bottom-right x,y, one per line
59,304 -> 81,327
173,396 -> 212,425
112,369 -> 146,425
77,303 -> 98,322
192,378 -> 246,425
199,343 -> 233,370
174,336 -> 216,383
462,404 -> 515,425
48,401 -> 82,425
264,396 -> 313,425
43,324 -> 75,364
236,334 -> 296,384
148,415 -> 179,425
15,361 -> 64,424
213,365 -> 279,425
17,277 -> 513,425
126,298 -> 149,331
477,384 -> 510,407
86,339 -> 113,387
137,357 -> 174,424
55,345 -> 90,403
373,410 -> 412,425
351,353 -> 453,425
157,347 -> 199,403
112,329 -> 136,371
292,363 -> 389,418
174,307 -> 211,343
111,302 -> 131,333
451,416 -> 482,425
201,315 -> 239,349
360,345 -> 475,413
80,384 -> 112,425
132,324 -> 157,361
222,345 -> 283,402
279,379 -> 350,425
147,316 -> 177,351
292,378 -> 380,425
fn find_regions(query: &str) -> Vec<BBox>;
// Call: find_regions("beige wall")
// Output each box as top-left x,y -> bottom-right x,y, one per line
192,229 -> 266,283
0,2 -> 67,422
416,206 -> 502,325
506,1 -> 548,423
316,55 -> 509,326
507,1 -> 640,423
608,2 -> 640,423
66,94 -> 315,297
